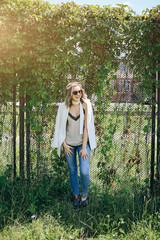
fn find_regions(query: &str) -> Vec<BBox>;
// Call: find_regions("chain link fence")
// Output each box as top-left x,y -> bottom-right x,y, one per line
0,69 -> 152,191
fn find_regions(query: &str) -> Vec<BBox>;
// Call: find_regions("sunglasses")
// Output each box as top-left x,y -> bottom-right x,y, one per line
72,90 -> 82,95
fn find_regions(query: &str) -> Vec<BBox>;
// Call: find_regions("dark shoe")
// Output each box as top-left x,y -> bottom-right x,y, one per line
80,198 -> 88,207
73,198 -> 79,210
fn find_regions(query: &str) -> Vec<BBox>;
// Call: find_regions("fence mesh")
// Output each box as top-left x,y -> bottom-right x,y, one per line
0,69 -> 152,191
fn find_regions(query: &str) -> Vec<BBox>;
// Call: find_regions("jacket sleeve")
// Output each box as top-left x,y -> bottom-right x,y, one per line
51,104 -> 61,148
86,99 -> 97,150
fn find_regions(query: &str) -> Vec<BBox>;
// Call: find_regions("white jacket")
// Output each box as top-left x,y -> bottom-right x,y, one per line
51,99 -> 97,156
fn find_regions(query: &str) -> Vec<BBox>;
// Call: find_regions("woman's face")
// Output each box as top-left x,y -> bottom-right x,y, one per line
71,85 -> 82,102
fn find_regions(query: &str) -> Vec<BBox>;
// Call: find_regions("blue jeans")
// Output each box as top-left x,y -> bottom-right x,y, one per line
65,143 -> 91,197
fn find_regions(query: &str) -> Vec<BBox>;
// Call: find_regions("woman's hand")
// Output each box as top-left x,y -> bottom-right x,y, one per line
79,148 -> 89,160
63,141 -> 73,157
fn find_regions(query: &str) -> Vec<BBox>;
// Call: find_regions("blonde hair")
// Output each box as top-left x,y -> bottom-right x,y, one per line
65,82 -> 87,108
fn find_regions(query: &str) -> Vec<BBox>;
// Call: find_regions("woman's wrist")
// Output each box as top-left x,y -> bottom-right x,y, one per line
82,145 -> 87,150
63,140 -> 67,147
82,139 -> 87,149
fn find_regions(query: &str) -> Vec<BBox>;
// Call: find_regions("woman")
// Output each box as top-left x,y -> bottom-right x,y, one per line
51,82 -> 96,210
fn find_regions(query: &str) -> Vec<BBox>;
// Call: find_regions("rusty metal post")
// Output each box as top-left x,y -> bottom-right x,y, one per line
19,82 -> 25,180
150,82 -> 156,195
13,84 -> 16,178
26,94 -> 31,183
157,71 -> 160,181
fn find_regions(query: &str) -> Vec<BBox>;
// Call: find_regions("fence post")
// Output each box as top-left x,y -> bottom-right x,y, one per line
19,82 -> 25,181
13,84 -> 16,178
157,71 -> 160,181
150,82 -> 156,195
26,94 -> 30,183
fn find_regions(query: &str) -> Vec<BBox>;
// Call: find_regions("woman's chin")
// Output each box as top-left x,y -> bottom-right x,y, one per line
73,98 -> 80,101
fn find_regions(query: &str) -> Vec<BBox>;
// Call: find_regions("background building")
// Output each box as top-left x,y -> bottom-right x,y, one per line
111,63 -> 140,103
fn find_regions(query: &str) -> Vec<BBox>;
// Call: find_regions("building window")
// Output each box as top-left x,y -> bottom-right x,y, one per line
119,80 -> 124,84
110,80 -> 114,89
120,63 -> 127,73
125,81 -> 131,91
119,80 -> 131,91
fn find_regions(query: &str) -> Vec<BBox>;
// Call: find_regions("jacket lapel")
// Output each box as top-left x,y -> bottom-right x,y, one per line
80,102 -> 84,134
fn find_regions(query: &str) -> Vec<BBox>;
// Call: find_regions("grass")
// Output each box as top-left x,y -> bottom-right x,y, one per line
0,215 -> 83,240
0,168 -> 160,239
1,213 -> 160,240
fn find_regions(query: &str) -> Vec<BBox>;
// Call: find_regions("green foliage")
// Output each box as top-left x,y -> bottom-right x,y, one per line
0,0 -> 136,102
94,3 -> 160,185
0,156 -> 71,228
50,149 -> 71,196
0,0 -> 136,179
123,5 -> 160,98
95,102 -> 153,188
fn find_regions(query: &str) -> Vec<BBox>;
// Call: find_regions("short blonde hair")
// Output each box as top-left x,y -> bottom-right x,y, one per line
65,82 -> 87,108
